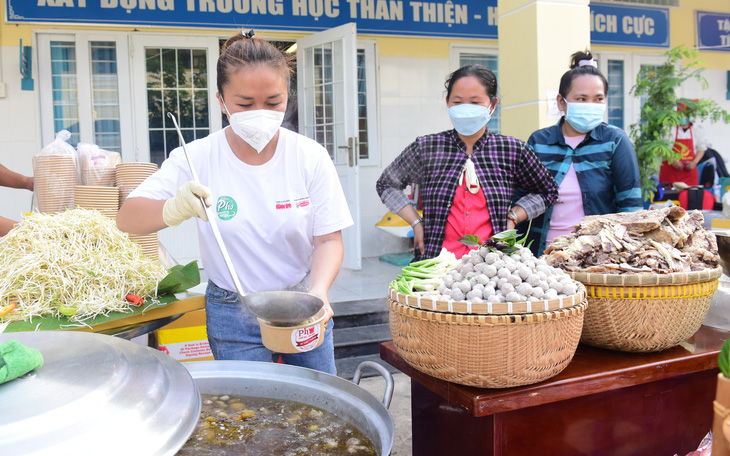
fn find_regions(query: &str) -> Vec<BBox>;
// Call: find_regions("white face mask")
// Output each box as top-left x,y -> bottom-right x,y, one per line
223,103 -> 285,153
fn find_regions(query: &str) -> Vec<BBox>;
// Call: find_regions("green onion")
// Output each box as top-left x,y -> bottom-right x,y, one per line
393,248 -> 457,296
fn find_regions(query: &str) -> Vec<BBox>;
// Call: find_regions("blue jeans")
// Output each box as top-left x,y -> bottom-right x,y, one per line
204,281 -> 336,375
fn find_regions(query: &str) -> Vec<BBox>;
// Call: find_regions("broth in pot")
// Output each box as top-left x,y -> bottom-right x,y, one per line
177,394 -> 377,455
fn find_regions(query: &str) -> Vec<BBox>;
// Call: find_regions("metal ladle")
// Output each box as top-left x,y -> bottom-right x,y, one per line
166,112 -> 323,324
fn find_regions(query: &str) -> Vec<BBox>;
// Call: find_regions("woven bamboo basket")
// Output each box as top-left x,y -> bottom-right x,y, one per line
388,297 -> 587,388
388,282 -> 586,315
568,267 -> 722,353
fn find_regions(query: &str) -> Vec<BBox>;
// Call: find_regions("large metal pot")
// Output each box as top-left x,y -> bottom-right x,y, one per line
0,331 -> 201,455
183,360 -> 396,455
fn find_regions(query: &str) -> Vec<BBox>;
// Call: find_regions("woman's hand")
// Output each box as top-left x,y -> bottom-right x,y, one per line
414,223 -> 425,256
507,206 -> 526,231
309,289 -> 334,324
671,161 -> 684,170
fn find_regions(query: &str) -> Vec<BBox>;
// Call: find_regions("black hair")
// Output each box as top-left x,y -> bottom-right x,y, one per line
444,64 -> 498,101
558,50 -> 609,98
217,29 -> 293,96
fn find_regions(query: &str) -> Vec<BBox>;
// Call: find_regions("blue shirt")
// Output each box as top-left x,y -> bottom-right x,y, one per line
517,119 -> 643,255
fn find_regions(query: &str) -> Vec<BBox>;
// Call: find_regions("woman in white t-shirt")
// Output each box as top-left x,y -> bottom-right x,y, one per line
117,30 -> 353,374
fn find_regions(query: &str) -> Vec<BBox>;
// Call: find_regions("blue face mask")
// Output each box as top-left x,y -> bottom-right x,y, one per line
565,102 -> 606,133
448,104 -> 492,136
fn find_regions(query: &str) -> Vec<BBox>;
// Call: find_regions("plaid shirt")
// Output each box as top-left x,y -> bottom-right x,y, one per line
377,129 -> 559,260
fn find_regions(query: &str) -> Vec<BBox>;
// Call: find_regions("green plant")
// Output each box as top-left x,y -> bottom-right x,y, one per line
629,45 -> 730,201
720,338 -> 730,378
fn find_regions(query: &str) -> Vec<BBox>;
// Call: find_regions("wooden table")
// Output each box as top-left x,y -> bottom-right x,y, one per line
381,325 -> 729,456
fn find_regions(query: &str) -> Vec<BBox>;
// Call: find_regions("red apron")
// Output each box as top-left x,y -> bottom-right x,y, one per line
659,126 -> 698,186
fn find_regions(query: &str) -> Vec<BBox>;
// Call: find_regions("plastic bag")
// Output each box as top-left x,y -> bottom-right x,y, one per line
77,143 -> 120,187
675,431 -> 713,456
33,130 -> 80,213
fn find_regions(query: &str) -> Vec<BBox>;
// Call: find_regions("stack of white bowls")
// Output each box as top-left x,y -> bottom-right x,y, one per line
34,155 -> 79,214
74,186 -> 120,220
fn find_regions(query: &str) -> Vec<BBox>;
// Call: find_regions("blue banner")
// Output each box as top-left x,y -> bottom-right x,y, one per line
5,0 -> 499,39
590,3 -> 669,48
696,11 -> 730,52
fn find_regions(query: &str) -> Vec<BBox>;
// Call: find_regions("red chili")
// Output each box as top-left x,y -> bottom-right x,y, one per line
125,294 -> 144,306
0,302 -> 17,316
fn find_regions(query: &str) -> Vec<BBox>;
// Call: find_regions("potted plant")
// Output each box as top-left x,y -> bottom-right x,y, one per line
629,45 -> 730,203
714,338 -> 730,455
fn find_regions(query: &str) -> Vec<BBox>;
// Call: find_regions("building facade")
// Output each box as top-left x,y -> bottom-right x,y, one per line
1,0 -> 729,267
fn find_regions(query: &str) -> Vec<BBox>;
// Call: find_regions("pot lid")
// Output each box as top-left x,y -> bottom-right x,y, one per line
0,331 -> 200,455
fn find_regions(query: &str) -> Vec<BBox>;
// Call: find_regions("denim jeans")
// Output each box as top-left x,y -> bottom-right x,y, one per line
204,281 -> 336,375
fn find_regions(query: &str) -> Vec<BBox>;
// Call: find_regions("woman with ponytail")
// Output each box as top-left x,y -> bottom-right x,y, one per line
517,50 -> 643,255
117,30 -> 353,374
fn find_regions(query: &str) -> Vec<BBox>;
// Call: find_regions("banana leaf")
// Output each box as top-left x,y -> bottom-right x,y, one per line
1,261 -> 202,333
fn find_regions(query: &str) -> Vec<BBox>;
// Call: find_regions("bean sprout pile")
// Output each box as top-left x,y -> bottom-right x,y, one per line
0,208 -> 168,324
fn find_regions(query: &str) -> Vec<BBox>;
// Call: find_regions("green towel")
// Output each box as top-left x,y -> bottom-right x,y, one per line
0,340 -> 44,385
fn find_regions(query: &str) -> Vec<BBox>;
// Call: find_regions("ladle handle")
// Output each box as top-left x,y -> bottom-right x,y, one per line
352,361 -> 394,409
166,112 -> 247,298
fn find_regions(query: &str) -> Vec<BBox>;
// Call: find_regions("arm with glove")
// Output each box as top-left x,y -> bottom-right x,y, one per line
117,181 -> 213,234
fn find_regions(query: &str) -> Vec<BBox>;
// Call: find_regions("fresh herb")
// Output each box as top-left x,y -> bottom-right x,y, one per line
720,338 -> 730,378
459,229 -> 529,255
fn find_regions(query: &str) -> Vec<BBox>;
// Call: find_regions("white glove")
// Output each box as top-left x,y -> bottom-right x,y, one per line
162,181 -> 213,227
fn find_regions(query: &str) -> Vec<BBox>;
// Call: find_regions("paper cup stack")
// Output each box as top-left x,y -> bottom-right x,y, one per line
116,162 -> 158,205
34,155 -> 78,214
84,167 -> 116,187
74,186 -> 120,220
116,162 -> 160,260
128,233 -> 159,260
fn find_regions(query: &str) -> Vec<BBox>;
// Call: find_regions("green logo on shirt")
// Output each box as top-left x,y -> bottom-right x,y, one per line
216,196 -> 237,220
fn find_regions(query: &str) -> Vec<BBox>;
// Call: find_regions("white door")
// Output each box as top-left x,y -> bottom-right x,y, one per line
297,23 -> 362,270
37,31 -> 133,154
129,34 -> 221,265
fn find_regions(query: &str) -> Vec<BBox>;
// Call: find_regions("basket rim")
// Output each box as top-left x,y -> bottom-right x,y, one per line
567,266 -> 722,286
387,297 -> 587,325
388,282 -> 586,315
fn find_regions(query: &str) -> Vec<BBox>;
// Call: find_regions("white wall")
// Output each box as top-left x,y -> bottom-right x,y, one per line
0,45 -> 40,222
682,69 -> 730,163
357,55 -> 454,259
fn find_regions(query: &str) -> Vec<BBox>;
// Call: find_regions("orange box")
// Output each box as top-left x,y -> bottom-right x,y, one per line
156,309 -> 214,362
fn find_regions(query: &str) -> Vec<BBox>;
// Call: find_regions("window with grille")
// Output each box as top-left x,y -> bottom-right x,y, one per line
145,47 -> 209,166
48,40 -> 123,152
607,60 -> 625,130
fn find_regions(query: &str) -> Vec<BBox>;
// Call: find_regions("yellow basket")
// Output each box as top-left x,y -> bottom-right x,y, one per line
568,267 -> 722,353
388,298 -> 586,388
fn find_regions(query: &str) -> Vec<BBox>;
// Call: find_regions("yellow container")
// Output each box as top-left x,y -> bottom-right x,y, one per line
156,309 -> 214,362
258,308 -> 327,354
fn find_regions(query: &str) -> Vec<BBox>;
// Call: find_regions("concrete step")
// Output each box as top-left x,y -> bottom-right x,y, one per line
332,298 -> 389,329
333,323 -> 392,359
335,354 -> 400,380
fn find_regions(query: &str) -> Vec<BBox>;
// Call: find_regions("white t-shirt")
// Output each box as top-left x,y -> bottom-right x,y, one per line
129,128 -> 354,293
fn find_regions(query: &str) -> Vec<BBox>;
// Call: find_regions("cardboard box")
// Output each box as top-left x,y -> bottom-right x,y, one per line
157,309 -> 214,362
